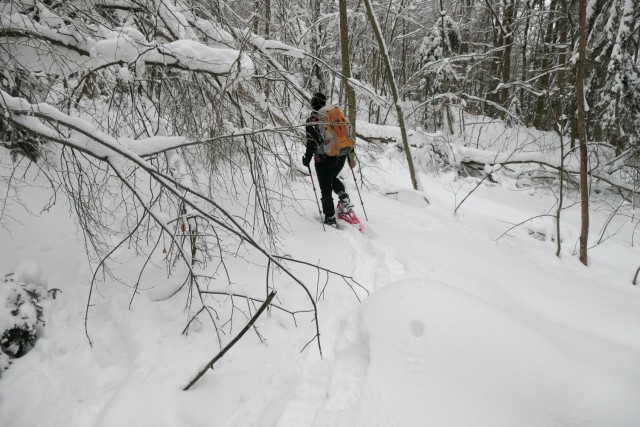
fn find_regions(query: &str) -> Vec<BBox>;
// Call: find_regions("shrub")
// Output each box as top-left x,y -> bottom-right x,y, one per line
0,273 -> 57,376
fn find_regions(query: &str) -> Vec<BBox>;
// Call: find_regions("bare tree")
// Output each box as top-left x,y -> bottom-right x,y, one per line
577,0 -> 589,265
363,0 -> 421,191
339,0 -> 357,135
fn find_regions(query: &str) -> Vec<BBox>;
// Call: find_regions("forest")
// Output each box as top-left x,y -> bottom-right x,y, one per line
1,0 -> 640,425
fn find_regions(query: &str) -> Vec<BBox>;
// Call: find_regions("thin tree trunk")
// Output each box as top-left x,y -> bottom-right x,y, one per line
339,0 -> 357,135
520,0 -> 531,122
363,0 -> 420,190
460,0 -> 474,54
555,1 -> 569,119
533,0 -> 558,129
577,0 -> 589,265
499,0 -> 515,108
265,0 -> 271,99
401,15 -> 407,100
254,0 -> 260,33
556,117 -> 565,257
486,2 -> 501,108
310,0 -> 324,91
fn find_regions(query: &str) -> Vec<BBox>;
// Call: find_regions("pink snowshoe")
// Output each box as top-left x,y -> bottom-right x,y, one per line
336,202 -> 363,232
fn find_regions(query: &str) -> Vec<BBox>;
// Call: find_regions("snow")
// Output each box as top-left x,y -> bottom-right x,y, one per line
3,12 -> 95,52
4,10 -> 253,79
194,19 -> 236,46
250,35 -> 306,58
382,185 -> 430,207
1,121 -> 640,425
351,280 -> 639,426
91,35 -> 255,78
10,260 -> 45,288
358,121 -> 414,142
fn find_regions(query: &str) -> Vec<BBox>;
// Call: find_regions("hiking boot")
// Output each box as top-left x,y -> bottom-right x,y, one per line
338,193 -> 353,213
324,215 -> 337,227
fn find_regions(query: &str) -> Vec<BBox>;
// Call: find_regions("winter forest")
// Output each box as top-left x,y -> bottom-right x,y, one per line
1,0 -> 640,425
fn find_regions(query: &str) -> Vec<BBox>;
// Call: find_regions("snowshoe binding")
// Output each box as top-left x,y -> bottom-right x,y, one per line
337,192 -> 354,214
336,201 -> 363,232
324,215 -> 337,228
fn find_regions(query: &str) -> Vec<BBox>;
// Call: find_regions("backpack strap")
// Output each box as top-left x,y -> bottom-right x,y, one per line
308,111 -> 325,156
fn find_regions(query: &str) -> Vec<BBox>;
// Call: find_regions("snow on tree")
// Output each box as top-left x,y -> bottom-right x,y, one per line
586,0 -> 640,152
418,15 -> 460,64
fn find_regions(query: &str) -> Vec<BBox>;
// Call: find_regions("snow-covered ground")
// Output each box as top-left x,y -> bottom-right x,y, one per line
1,141 -> 640,426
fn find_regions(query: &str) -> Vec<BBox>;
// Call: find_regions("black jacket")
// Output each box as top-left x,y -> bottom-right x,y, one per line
305,111 -> 322,160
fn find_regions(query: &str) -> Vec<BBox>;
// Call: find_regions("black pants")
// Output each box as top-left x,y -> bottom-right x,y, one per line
315,155 -> 347,218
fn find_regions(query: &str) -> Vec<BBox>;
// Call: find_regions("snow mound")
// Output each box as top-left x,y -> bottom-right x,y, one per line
325,279 -> 640,426
382,186 -> 430,207
11,260 -> 46,288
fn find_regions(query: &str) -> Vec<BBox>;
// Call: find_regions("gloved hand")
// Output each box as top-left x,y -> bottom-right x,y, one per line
302,155 -> 312,167
347,151 -> 357,169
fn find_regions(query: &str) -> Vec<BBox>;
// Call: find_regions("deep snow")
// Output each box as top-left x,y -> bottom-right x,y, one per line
1,143 -> 640,427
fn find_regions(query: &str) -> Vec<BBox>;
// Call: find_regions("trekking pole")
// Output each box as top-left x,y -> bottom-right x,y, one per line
308,165 -> 325,231
350,166 -> 369,221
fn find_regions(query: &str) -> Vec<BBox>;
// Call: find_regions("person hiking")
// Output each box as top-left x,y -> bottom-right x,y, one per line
303,92 -> 355,227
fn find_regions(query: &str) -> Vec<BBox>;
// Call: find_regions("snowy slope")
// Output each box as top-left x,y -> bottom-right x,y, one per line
1,148 -> 640,427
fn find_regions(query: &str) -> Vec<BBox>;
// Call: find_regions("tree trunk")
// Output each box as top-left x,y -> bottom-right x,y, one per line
556,117 -> 565,258
265,0 -> 271,99
486,2 -> 501,109
339,0 -> 357,136
554,1 -> 569,119
533,0 -> 558,129
577,0 -> 589,266
363,0 -> 420,190
310,0 -> 324,91
520,1 -> 531,123
460,0 -> 474,54
499,0 -> 515,108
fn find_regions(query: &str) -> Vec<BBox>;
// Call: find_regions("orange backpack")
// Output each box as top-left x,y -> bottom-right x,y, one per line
317,106 -> 355,157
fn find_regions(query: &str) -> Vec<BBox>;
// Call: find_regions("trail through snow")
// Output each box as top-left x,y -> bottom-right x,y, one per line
1,159 -> 640,426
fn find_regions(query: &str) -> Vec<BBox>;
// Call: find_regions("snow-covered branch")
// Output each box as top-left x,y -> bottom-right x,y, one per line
455,144 -> 640,194
2,10 -> 254,78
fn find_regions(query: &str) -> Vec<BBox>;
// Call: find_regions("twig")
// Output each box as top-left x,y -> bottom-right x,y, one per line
454,174 -> 490,215
494,202 -> 579,241
272,255 -> 369,296
183,291 -> 276,391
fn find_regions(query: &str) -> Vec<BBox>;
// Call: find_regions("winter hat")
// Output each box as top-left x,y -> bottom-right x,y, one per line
311,92 -> 327,111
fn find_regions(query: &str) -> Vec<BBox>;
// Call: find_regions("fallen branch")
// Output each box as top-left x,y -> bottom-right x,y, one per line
183,291 -> 276,391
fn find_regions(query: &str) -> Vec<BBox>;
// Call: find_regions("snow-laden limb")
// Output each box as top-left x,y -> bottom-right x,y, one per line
93,0 -> 142,9
189,16 -> 306,68
126,125 -> 308,157
188,6 -> 312,103
0,90 -> 308,157
453,143 -> 640,194
2,11 -> 254,78
459,94 -> 523,125
192,18 -> 237,47
93,37 -> 254,77
1,12 -> 95,55
2,90 -> 139,160
249,34 -> 306,59
356,121 -> 415,145
188,3 -> 305,59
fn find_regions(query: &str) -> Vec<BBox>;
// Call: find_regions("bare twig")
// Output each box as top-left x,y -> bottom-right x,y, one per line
183,291 -> 276,391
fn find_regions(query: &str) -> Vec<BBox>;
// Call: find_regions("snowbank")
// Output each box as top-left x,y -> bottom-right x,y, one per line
332,279 -> 640,426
